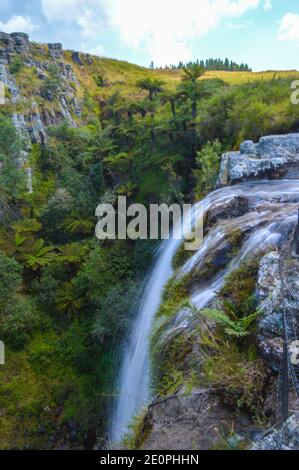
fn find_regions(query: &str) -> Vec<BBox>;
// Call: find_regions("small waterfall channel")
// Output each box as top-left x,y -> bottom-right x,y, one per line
111,178 -> 299,444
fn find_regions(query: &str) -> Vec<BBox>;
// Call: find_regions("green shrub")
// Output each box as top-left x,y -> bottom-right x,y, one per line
0,295 -> 41,349
157,279 -> 188,318
220,259 -> 260,319
122,409 -> 152,450
94,75 -> 104,87
40,64 -> 61,100
92,280 -> 138,343
9,56 -> 24,75
0,250 -> 22,309
201,332 -> 266,415
194,140 -> 222,197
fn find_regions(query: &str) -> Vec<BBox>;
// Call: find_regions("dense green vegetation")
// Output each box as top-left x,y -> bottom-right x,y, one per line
0,49 -> 299,448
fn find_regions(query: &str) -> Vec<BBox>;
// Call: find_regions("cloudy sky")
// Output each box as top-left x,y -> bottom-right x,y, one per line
0,0 -> 299,70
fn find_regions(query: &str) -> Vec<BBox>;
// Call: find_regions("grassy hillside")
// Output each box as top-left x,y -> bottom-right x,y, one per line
64,50 -> 299,97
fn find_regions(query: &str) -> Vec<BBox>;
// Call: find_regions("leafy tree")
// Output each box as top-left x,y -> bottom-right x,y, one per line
22,239 -> 55,271
82,124 -> 116,188
136,78 -> 165,101
41,188 -> 74,243
92,281 -> 138,343
63,217 -> 95,236
182,63 -> 205,83
104,151 -> 137,187
161,90 -> 177,118
0,250 -> 22,309
56,281 -> 85,319
193,140 -> 222,197
0,295 -> 40,349
76,244 -> 133,301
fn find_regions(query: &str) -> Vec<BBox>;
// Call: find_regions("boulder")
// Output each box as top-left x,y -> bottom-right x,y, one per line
0,32 -> 30,63
142,388 -> 254,450
71,51 -> 83,66
47,43 -> 63,59
240,140 -> 257,156
218,133 -> 299,185
252,414 -> 299,450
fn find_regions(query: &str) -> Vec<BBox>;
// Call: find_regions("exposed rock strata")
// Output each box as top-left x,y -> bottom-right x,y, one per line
0,32 -> 82,144
218,134 -> 299,185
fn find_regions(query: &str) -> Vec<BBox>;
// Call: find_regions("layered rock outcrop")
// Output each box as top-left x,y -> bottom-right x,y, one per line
218,134 -> 299,185
0,31 -> 82,145
47,43 -> 63,60
0,32 -> 30,64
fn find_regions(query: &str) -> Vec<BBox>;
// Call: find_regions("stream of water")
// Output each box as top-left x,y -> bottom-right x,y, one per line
111,178 -> 299,443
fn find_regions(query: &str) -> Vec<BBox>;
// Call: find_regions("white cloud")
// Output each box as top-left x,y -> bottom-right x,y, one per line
41,0 -> 83,22
278,13 -> 299,45
264,0 -> 272,11
0,15 -> 39,34
83,44 -> 105,57
225,19 -> 253,29
41,0 -> 104,38
41,0 -> 261,64
77,8 -> 98,38
102,0 -> 260,65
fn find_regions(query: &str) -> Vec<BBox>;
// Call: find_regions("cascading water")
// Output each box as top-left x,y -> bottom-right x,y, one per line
111,178 -> 299,444
110,204 -> 197,442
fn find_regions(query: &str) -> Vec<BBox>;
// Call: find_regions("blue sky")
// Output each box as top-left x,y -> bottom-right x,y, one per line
0,1 -> 299,70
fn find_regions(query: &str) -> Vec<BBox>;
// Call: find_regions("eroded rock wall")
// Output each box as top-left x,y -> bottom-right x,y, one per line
0,32 -> 82,147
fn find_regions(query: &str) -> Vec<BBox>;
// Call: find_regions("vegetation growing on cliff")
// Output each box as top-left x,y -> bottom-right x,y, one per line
150,258 -> 266,422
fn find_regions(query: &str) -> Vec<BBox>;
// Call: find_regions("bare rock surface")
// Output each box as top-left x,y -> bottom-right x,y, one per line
142,389 -> 254,450
218,134 -> 299,185
252,414 -> 299,450
0,31 -> 82,143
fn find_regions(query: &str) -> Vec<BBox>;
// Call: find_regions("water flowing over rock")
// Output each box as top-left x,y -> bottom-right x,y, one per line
111,173 -> 299,447
109,132 -> 299,448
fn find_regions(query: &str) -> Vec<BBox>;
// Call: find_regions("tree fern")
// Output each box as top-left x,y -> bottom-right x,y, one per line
200,309 -> 258,338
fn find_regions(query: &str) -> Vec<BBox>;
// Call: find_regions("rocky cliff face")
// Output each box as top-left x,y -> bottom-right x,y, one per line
0,32 -> 30,63
0,32 -> 83,152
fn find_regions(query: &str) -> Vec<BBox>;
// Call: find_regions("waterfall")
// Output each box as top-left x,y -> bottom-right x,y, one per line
110,205 -> 197,442
110,178 -> 299,444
